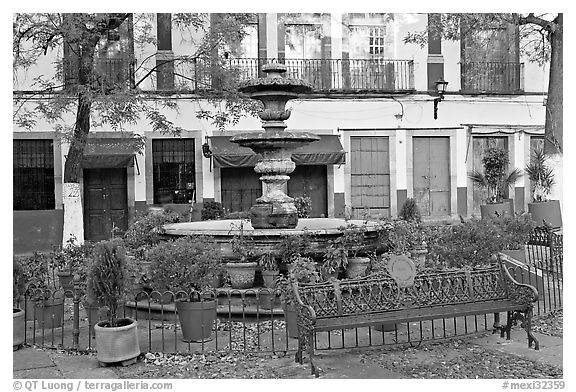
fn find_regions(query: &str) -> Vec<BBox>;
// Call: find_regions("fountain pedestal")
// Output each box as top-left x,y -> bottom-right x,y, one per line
233,62 -> 319,229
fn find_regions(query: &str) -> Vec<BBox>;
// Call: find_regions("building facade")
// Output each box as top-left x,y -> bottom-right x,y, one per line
13,13 -> 549,254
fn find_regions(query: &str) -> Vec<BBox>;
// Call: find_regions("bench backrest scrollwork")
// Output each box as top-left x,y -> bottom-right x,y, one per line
294,262 -> 519,319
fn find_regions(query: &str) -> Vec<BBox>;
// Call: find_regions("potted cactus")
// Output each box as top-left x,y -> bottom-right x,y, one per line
525,147 -> 562,229
88,239 -> 140,366
469,147 -> 522,219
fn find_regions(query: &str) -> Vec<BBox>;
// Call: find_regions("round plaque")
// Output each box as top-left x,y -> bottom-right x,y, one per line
387,255 -> 416,288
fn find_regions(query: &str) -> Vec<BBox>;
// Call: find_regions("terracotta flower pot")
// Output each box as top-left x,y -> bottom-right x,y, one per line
175,300 -> 217,342
261,270 -> 280,288
13,308 -> 25,350
94,318 -> 140,365
345,257 -> 370,279
528,200 -> 562,229
225,262 -> 257,289
25,298 -> 64,329
258,289 -> 277,310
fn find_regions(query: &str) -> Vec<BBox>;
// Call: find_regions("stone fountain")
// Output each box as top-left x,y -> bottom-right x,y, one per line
161,62 -> 380,259
231,63 -> 319,229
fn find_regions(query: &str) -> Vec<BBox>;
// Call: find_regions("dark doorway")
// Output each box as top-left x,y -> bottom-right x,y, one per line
220,167 -> 261,213
288,165 -> 328,218
83,168 -> 128,241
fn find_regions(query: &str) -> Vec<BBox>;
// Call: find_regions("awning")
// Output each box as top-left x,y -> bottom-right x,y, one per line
81,138 -> 140,168
210,135 -> 346,168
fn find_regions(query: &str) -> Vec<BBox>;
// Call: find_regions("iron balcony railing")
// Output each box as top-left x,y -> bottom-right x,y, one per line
173,57 -> 415,93
460,61 -> 524,94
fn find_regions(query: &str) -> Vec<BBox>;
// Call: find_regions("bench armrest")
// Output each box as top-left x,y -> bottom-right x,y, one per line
291,282 -> 317,328
499,257 -> 539,305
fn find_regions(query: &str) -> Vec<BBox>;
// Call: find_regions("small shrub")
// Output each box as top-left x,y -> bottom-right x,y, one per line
86,239 -> 128,326
50,236 -> 95,274
259,251 -> 278,271
294,196 -> 312,218
427,215 -> 535,269
148,236 -> 223,293
278,232 -> 313,263
289,256 -> 320,284
123,209 -> 182,257
201,201 -> 224,221
387,219 -> 428,255
18,252 -> 57,298
399,198 -> 421,222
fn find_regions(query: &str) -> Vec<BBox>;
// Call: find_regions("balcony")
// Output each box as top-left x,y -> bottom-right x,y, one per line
173,58 -> 415,93
64,57 -> 132,91
460,62 -> 524,94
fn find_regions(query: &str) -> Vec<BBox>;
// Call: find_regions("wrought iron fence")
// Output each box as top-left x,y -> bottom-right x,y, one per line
460,61 -> 524,93
16,229 -> 561,355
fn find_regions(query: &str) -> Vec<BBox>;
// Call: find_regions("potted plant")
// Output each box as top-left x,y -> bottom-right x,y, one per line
20,252 -> 64,329
88,239 -> 140,366
388,219 -> 428,267
322,236 -> 346,280
123,209 -> 183,290
525,147 -> 562,229
277,256 -> 321,338
148,236 -> 223,342
13,257 -> 26,350
259,251 -> 279,288
341,224 -> 371,279
468,147 -> 522,219
294,196 -> 312,218
277,232 -> 314,273
50,236 -> 94,294
225,226 -> 257,289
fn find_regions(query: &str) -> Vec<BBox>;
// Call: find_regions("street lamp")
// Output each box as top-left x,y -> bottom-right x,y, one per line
433,78 -> 448,120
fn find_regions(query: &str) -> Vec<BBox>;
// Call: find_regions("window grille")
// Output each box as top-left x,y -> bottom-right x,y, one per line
152,139 -> 196,204
13,139 -> 55,210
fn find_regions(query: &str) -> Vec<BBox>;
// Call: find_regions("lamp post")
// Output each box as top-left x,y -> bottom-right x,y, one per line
433,78 -> 448,120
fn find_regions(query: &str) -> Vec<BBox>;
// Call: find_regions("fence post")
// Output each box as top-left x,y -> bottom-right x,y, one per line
72,274 -> 82,350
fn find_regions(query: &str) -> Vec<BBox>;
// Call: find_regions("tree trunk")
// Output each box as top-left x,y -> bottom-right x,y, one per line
545,13 -> 562,156
544,14 -> 562,214
62,33 -> 99,246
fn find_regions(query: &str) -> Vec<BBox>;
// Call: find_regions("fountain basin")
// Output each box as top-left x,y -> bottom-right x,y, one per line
161,218 -> 382,261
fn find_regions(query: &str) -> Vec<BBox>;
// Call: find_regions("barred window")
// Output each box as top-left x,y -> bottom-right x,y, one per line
13,139 -> 55,210
152,139 -> 196,204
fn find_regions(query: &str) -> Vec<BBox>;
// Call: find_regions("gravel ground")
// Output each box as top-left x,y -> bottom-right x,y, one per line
358,339 -> 562,379
37,309 -> 563,379
532,310 -> 563,337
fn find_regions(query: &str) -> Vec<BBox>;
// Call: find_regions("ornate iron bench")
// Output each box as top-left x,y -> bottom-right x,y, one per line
291,256 -> 539,377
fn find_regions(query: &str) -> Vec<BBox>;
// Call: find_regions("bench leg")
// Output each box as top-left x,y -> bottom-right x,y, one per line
308,331 -> 319,377
503,311 -> 513,340
493,312 -> 502,334
295,334 -> 304,364
522,308 -> 540,350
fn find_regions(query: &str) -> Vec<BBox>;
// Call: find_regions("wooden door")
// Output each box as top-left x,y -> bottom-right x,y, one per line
288,165 -> 328,218
350,136 -> 390,219
413,137 -> 451,217
84,168 -> 128,241
471,137 -> 508,215
220,167 -> 261,213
